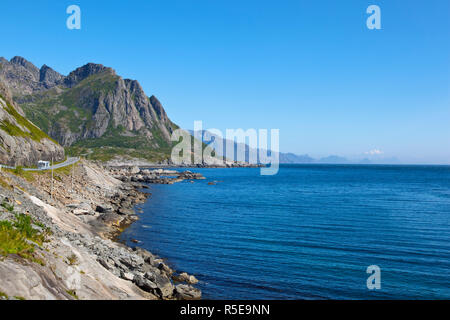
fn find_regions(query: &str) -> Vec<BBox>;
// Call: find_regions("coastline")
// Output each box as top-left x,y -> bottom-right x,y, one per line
104,157 -> 264,169
0,160 -> 202,300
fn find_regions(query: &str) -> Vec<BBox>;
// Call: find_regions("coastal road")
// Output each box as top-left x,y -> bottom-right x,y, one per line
23,157 -> 80,172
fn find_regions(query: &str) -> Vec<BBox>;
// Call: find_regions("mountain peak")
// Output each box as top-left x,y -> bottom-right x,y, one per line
10,56 -> 32,66
150,95 -> 169,122
64,63 -> 115,87
10,56 -> 39,74
0,57 -> 178,161
39,64 -> 63,88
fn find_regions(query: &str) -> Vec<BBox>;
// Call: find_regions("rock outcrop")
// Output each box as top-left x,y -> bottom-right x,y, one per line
110,167 -> 206,184
0,78 -> 65,166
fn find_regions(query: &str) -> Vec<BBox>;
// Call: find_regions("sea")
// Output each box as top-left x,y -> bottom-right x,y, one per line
119,164 -> 450,299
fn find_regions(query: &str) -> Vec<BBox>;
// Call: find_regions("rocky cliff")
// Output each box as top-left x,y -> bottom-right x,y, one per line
0,57 -> 178,162
0,78 -> 64,166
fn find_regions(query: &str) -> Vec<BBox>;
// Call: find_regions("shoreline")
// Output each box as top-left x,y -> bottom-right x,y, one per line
92,165 -> 208,299
0,160 -> 202,300
104,157 -> 265,169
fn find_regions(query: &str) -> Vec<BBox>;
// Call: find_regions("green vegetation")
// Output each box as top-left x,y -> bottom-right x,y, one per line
0,177 -> 11,190
0,211 -> 50,260
13,214 -> 47,245
0,291 -> 8,299
21,88 -> 93,135
65,121 -> 176,162
5,166 -> 35,182
66,253 -> 79,266
66,289 -> 79,300
13,296 -> 26,300
0,94 -> 54,143
14,70 -> 183,164
21,71 -> 118,136
1,201 -> 14,212
53,164 -> 74,176
66,145 -> 171,162
0,221 -> 35,258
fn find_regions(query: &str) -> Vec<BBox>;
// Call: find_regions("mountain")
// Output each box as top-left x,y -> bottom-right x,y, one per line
189,130 -> 315,164
317,155 -> 349,164
279,153 -> 315,164
0,77 -> 64,166
190,130 -> 403,165
0,56 -> 179,162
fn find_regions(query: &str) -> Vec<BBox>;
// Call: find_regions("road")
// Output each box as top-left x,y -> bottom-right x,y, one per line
23,157 -> 80,171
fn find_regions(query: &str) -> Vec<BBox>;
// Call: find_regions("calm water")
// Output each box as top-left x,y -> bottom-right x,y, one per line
120,165 -> 450,299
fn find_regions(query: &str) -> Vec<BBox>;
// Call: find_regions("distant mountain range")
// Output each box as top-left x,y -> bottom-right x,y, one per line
189,130 -> 399,164
282,154 -> 399,164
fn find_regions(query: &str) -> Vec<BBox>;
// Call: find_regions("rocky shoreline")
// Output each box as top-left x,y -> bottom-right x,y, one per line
0,160 -> 202,300
105,157 -> 265,169
110,166 -> 207,185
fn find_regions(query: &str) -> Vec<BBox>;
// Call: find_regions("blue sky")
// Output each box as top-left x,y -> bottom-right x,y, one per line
0,0 -> 449,163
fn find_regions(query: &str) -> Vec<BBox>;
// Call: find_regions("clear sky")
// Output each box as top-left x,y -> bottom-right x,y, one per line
0,0 -> 449,163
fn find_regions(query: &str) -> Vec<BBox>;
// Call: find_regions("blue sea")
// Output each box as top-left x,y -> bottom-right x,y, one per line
119,165 -> 450,299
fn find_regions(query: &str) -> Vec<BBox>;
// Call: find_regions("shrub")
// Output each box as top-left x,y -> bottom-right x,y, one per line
67,253 -> 79,266
0,214 -> 49,260
66,290 -> 79,300
0,201 -> 14,212
0,222 -> 35,258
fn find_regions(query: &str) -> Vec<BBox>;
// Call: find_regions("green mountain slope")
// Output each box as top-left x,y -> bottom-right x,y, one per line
0,57 -> 179,162
0,78 -> 65,166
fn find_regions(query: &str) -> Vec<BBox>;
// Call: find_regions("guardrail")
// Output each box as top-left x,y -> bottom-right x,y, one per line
0,157 -> 80,172
0,164 -> 16,171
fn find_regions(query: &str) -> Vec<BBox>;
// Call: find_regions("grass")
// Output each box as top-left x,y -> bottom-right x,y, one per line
1,201 -> 14,212
4,164 -> 67,183
0,177 -> 12,190
5,166 -> 35,182
0,213 -> 50,260
54,164 -> 73,175
0,291 -> 8,299
0,94 -> 55,143
66,253 -> 79,266
32,256 -> 46,266
66,289 -> 79,300
0,221 -> 36,258
13,214 -> 47,245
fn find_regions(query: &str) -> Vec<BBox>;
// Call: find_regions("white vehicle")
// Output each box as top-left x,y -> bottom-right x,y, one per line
37,160 -> 50,169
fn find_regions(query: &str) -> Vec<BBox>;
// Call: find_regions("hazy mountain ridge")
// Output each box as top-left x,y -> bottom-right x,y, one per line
191,130 -> 399,164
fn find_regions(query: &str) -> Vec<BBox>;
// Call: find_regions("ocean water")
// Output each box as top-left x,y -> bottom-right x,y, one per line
119,165 -> 450,299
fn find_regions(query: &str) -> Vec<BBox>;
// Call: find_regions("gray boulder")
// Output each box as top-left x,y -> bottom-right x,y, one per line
175,284 -> 201,300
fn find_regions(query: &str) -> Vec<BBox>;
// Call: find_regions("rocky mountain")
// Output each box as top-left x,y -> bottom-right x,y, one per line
0,57 -> 178,162
0,77 -> 64,166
